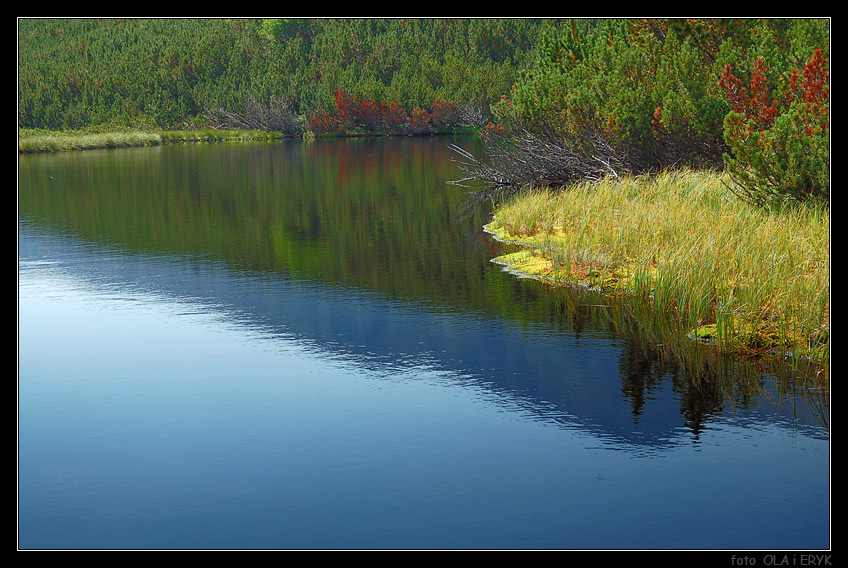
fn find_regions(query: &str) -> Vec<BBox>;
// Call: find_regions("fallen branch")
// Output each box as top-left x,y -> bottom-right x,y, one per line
450,123 -> 626,191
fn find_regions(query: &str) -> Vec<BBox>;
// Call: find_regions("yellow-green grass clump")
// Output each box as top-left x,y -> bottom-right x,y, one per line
485,169 -> 829,363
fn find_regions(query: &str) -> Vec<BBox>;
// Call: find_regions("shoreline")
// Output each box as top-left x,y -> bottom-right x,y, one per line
18,131 -> 830,376
482,170 -> 829,373
17,127 -> 475,154
17,128 -> 287,154
485,218 -> 829,370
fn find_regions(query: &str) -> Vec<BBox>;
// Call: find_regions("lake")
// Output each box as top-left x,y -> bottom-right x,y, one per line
18,137 -> 830,550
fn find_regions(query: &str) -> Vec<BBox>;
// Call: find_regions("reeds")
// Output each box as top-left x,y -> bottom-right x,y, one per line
486,168 -> 830,367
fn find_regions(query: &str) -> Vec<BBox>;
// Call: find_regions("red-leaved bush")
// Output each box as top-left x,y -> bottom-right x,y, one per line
309,91 -> 458,135
719,49 -> 829,204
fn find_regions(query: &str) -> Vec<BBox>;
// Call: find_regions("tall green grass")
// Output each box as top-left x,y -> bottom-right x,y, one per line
486,169 -> 830,368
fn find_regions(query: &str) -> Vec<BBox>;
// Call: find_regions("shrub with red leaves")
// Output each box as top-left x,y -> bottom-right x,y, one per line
720,49 -> 829,204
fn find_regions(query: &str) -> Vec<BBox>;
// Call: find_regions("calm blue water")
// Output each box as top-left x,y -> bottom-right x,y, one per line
18,140 -> 830,550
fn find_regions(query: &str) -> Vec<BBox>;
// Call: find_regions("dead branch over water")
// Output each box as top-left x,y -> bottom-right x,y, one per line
449,124 -> 627,194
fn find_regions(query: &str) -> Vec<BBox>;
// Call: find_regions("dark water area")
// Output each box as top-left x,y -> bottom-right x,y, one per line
18,138 -> 829,550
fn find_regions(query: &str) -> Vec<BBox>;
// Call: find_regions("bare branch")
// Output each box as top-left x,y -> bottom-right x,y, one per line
206,94 -> 303,136
450,119 -> 628,192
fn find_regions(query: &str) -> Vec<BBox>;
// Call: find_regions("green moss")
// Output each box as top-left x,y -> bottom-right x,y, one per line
485,219 -> 656,293
490,250 -> 555,281
691,323 -> 719,340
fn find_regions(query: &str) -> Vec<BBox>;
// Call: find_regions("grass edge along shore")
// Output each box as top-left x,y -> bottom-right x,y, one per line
484,168 -> 829,371
16,126 -> 478,153
17,128 -> 284,153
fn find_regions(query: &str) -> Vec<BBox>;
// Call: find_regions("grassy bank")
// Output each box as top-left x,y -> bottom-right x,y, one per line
485,169 -> 830,368
18,128 -> 283,153
17,127 -> 473,153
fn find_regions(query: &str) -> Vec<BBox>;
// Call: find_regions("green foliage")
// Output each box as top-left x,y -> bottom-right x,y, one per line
722,106 -> 829,205
500,19 -> 744,170
488,18 -> 829,204
719,46 -> 829,205
258,18 -> 311,44
18,18 -> 260,129
18,18 -> 545,132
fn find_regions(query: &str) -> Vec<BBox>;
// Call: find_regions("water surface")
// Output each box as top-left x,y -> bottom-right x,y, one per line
18,138 -> 830,550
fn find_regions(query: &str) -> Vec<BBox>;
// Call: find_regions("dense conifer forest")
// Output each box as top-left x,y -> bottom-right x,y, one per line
18,18 -> 539,132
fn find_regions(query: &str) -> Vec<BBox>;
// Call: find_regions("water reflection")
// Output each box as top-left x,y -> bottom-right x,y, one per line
18,137 -> 828,439
18,139 -> 829,549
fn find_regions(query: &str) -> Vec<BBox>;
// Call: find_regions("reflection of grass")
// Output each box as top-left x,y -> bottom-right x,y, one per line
18,128 -> 281,153
485,169 -> 829,369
